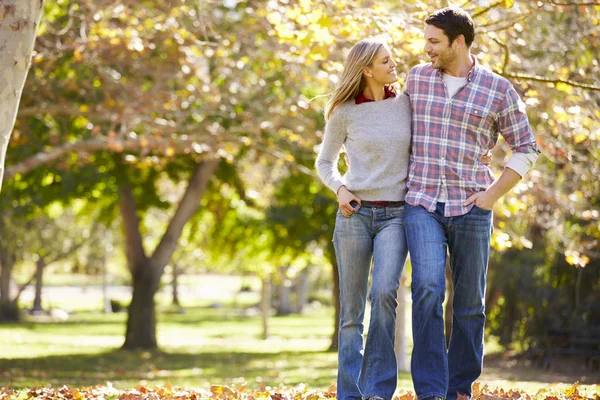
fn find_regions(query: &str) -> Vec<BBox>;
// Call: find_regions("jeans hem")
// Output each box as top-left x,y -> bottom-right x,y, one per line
363,394 -> 388,400
416,393 -> 446,400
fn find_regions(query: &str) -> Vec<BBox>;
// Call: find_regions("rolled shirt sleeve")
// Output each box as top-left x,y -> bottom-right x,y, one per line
505,152 -> 539,177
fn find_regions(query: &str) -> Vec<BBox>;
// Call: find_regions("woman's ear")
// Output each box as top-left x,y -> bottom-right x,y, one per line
363,68 -> 372,78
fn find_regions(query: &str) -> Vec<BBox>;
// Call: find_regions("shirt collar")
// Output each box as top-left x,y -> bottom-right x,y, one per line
355,86 -> 396,104
435,55 -> 479,83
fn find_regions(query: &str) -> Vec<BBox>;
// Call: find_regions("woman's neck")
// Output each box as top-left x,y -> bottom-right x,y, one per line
362,84 -> 386,101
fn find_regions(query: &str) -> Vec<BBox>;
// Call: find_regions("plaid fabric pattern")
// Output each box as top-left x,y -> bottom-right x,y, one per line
405,57 -> 540,217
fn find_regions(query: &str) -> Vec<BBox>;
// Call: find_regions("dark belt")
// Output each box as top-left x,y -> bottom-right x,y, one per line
359,200 -> 405,208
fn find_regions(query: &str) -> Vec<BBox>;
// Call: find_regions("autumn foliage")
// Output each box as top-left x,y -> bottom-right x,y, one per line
1,382 -> 598,400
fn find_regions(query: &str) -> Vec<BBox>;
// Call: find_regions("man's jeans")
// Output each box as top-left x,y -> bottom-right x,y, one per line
404,203 -> 492,400
334,205 -> 408,400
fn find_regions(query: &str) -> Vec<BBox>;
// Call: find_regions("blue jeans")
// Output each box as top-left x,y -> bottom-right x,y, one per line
333,204 -> 408,400
404,203 -> 492,400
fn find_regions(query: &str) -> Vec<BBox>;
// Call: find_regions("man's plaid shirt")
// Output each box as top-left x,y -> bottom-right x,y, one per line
404,57 -> 540,217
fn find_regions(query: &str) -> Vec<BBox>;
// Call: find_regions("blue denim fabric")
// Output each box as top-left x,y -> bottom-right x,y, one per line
333,205 -> 408,400
404,203 -> 492,400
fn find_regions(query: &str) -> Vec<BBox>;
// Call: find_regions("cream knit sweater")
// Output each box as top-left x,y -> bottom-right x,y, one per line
316,94 -> 412,201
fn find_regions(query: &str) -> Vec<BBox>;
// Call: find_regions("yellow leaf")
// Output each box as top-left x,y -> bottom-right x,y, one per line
71,389 -> 84,400
555,82 -> 573,94
503,0 -> 515,7
573,132 -> 587,144
74,49 -> 83,62
166,146 -> 175,156
211,385 -> 224,395
565,381 -> 579,397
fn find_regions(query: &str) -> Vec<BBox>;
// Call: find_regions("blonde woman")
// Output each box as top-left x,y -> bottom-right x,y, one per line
316,38 -> 411,400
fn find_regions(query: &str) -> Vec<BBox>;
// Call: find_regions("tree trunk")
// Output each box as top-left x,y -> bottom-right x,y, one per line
121,159 -> 219,350
261,276 -> 271,340
575,267 -> 582,311
395,272 -> 409,372
172,263 -> 181,308
327,240 -> 340,351
31,257 -> 45,312
294,268 -> 310,314
102,232 -> 112,314
123,263 -> 159,349
0,0 -> 45,190
445,257 -> 454,348
0,250 -> 13,304
275,266 -> 292,316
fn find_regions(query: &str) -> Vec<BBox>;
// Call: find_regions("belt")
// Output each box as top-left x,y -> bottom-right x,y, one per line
359,200 -> 405,208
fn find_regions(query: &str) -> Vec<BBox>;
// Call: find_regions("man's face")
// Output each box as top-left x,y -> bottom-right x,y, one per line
423,24 -> 458,70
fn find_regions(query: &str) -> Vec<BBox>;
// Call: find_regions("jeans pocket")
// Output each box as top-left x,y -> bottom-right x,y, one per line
471,204 -> 492,214
390,206 -> 405,218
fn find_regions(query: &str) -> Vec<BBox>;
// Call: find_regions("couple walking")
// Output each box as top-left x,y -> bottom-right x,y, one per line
315,7 -> 540,400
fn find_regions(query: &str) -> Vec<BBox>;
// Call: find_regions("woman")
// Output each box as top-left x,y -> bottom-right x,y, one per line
316,38 -> 411,400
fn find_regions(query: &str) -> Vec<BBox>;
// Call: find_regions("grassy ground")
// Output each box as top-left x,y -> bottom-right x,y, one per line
1,274 -> 598,395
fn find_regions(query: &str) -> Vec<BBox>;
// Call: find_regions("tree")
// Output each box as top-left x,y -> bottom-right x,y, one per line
5,0 -> 323,349
0,0 -> 44,191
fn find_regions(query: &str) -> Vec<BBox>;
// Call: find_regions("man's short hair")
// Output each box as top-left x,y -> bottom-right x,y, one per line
425,7 -> 475,47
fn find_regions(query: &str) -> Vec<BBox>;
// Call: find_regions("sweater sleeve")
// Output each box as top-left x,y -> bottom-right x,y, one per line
315,107 -> 347,195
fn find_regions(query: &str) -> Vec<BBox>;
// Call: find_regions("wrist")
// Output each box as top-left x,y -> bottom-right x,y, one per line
484,187 -> 502,203
336,185 -> 347,196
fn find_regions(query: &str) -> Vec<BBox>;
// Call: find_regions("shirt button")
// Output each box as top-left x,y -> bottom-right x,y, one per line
444,118 -> 450,123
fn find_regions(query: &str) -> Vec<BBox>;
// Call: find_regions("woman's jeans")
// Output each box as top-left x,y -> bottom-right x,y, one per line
404,203 -> 492,400
334,204 -> 408,400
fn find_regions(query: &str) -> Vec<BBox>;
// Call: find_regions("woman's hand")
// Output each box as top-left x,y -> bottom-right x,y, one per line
337,186 -> 361,217
480,150 -> 492,165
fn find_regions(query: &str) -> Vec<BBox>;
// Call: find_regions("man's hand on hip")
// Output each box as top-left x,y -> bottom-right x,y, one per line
463,191 -> 496,210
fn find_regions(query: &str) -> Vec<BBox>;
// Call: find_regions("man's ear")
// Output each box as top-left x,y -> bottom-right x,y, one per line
453,34 -> 465,49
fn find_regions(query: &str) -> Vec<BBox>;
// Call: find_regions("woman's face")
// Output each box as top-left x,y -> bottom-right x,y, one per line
365,46 -> 398,84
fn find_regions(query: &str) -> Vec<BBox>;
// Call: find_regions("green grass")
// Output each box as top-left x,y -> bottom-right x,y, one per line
1,275 -> 599,394
0,306 -> 354,390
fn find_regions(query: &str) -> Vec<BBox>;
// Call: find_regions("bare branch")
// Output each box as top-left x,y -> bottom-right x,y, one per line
4,136 -> 217,178
18,104 -> 118,121
547,0 -> 600,5
5,130 -> 317,181
471,0 -> 504,19
251,141 -> 316,178
150,159 -> 220,270
497,71 -> 600,91
491,37 -> 510,75
44,1 -> 76,36
13,272 -> 36,303
478,13 -> 533,33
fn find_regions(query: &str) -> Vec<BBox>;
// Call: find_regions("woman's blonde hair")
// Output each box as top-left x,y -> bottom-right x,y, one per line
325,38 -> 394,120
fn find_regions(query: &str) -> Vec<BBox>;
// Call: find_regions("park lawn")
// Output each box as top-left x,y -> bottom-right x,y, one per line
0,298 -> 597,395
0,304 -> 355,390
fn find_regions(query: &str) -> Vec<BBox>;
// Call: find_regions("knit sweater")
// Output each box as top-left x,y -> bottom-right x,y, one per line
316,94 -> 412,201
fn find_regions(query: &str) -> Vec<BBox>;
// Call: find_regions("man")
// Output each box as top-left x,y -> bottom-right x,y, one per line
403,7 -> 540,400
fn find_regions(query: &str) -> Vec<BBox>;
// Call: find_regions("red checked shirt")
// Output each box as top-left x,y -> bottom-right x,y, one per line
404,57 -> 540,217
